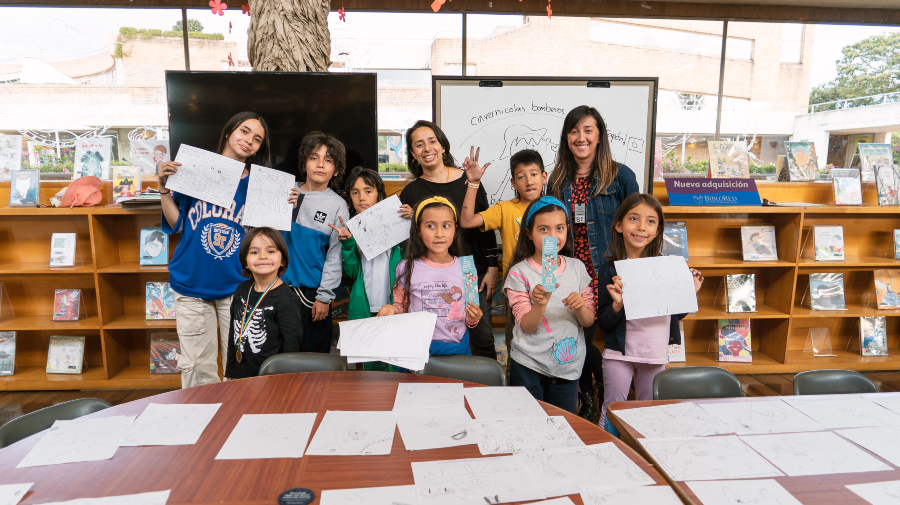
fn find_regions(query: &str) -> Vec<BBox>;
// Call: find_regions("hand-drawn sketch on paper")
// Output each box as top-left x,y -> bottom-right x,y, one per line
411,456 -> 546,505
36,490 -> 171,505
0,483 -> 32,505
242,165 -> 294,231
697,400 -> 825,435
0,135 -> 22,179
476,416 -> 585,454
305,411 -> 396,456
464,386 -> 547,419
397,415 -> 481,451
320,485 -> 418,505
613,402 -> 732,438
165,144 -> 245,208
638,436 -> 783,481
216,413 -> 317,460
781,396 -> 900,429
836,425 -> 900,467
578,485 -> 681,505
339,312 -> 436,360
614,256 -> 698,320
345,195 -> 410,261
847,479 -> 900,505
16,415 -> 135,468
685,479 -> 802,505
740,431 -> 892,477
393,382 -> 464,410
118,403 -> 221,446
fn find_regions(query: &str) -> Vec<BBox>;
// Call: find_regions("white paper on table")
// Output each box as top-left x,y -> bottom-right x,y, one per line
846,479 -> 900,505
393,404 -> 472,419
864,393 -> 900,416
118,403 -> 221,446
685,480 -> 802,505
740,431 -> 892,477
837,425 -> 900,467
345,195 -> 410,261
411,456 -> 546,505
697,400 -> 825,435
319,485 -> 417,505
578,486 -> 681,505
339,312 -> 436,360
0,483 -> 32,505
215,413 -> 317,460
515,442 -> 655,498
305,411 -> 395,456
639,436 -> 783,481
464,387 -> 547,419
476,416 -> 584,454
242,165 -> 295,231
35,490 -> 171,505
613,402 -> 733,438
614,256 -> 698,320
781,396 -> 900,429
393,383 -> 464,410
165,144 -> 245,209
17,415 -> 135,468
397,415 -> 481,451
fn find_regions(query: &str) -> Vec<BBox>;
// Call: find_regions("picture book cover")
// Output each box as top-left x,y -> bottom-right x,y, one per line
46,336 -> 85,374
726,274 -> 757,313
875,164 -> 900,206
49,233 -> 76,267
459,255 -> 479,306
813,226 -> 845,261
776,155 -> 789,182
0,331 -> 15,376
860,316 -> 888,357
875,269 -> 900,310
541,236 -> 558,292
130,140 -> 170,177
809,273 -> 847,310
662,221 -> 689,260
667,321 -> 686,363
150,333 -> 181,374
52,289 -> 82,321
140,228 -> 168,266
707,141 -> 750,178
895,230 -> 900,260
9,169 -> 38,206
860,143 -> 893,173
0,135 -> 22,179
740,225 -> 778,261
146,282 -> 176,319
831,169 -> 862,205
73,137 -> 113,180
784,141 -> 819,181
112,166 -> 140,202
717,319 -> 752,362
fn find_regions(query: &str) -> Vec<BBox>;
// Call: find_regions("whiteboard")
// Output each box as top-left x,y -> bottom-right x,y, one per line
434,77 -> 657,205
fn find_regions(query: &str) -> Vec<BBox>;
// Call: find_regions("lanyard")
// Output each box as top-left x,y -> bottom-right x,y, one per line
236,279 -> 277,363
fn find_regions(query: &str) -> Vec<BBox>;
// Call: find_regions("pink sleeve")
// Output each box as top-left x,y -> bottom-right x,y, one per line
507,289 -> 532,325
392,284 -> 408,313
582,285 -> 594,312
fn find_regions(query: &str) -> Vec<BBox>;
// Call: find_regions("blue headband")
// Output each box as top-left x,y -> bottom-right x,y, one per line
525,196 -> 569,226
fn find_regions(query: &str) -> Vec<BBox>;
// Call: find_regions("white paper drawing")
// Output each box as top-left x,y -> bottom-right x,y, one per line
476,416 -> 584,454
393,382 -> 464,411
73,137 -> 112,180
393,404 -> 472,420
865,393 -> 900,416
130,140 -> 170,177
781,396 -> 900,429
514,442 -> 655,498
338,312 -> 436,361
305,411 -> 396,456
613,402 -> 732,438
847,479 -> 900,505
17,415 -> 135,468
319,485 -> 418,505
464,387 -> 547,419
836,425 -> 900,467
614,256 -> 698,320
242,165 -> 295,231
345,195 -> 410,261
638,436 -> 783,481
578,486 -> 681,505
685,480 -> 802,505
740,431 -> 892,477
397,415 -> 482,451
35,490 -> 171,505
411,456 -> 546,505
118,403 -> 221,446
165,144 -> 246,208
697,400 -> 825,435
0,135 -> 22,178
215,413 -> 317,460
0,483 -> 32,505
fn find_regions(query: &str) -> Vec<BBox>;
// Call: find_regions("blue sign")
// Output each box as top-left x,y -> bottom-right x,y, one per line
665,178 -> 762,206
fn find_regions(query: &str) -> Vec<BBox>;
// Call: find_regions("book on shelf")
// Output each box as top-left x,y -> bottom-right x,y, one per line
74,137 -> 112,180
49,233 -> 77,267
130,139 -> 170,178
46,336 -> 85,374
812,225 -> 845,261
784,142 -> 820,182
717,319 -> 752,362
140,228 -> 169,266
895,230 -> 900,260
662,221 -> 689,260
874,269 -> 900,310
809,273 -> 847,310
740,225 -> 777,261
707,141 -> 750,178
726,274 -> 757,313
875,164 -> 900,206
0,135 -> 22,178
52,289 -> 82,321
860,316 -> 888,356
112,166 -> 141,203
776,155 -> 788,182
150,333 -> 181,374
146,282 -> 176,320
667,321 -> 686,363
859,143 -> 894,201
831,169 -> 862,205
0,331 -> 15,376
9,169 -> 39,207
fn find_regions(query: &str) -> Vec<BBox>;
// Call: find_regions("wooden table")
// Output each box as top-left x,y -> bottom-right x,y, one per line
0,372 -> 673,505
609,395 -> 900,505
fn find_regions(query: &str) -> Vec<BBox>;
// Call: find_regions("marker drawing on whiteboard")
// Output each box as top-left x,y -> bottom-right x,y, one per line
486,124 -> 559,204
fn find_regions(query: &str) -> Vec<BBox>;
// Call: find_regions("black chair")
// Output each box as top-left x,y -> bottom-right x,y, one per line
418,355 -> 507,386
258,352 -> 348,376
652,366 -> 743,400
0,398 -> 112,449
793,369 -> 877,395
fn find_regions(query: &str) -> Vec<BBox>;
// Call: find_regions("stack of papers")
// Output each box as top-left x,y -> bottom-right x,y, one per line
337,312 -> 437,371
392,383 -> 481,451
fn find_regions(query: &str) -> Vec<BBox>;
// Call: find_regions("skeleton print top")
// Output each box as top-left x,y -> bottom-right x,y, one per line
224,281 -> 303,379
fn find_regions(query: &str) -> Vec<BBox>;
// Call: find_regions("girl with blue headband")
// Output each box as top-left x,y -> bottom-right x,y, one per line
502,196 -> 596,413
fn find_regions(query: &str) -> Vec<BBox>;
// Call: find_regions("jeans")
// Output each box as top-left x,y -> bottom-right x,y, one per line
509,359 -> 579,414
468,286 -> 496,359
173,291 -> 232,388
579,321 -> 603,394
295,286 -> 332,353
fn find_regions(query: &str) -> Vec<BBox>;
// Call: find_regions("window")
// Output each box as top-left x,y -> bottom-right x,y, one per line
780,24 -> 804,63
590,20 -> 753,60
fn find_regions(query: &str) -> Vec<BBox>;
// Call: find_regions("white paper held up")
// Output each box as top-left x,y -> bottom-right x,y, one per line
638,436 -> 783,481
781,396 -> 900,429
411,456 -> 546,505
578,486 -> 681,505
0,483 -> 32,505
35,490 -> 171,505
165,144 -> 245,208
305,411 -> 395,456
477,416 -> 584,454
215,413 -> 317,460
17,415 -> 135,468
613,402 -> 732,438
397,415 -> 481,451
319,485 -> 418,505
464,386 -> 547,419
338,312 -> 436,360
345,194 -> 410,261
740,431 -> 892,477
697,400 -> 825,435
118,403 -> 221,446
846,480 -> 900,505
614,256 -> 698,320
242,165 -> 295,231
393,382 -> 464,410
837,425 -> 900,467
685,480 -> 802,505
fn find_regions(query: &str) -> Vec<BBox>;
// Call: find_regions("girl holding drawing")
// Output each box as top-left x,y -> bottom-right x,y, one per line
596,193 -> 704,428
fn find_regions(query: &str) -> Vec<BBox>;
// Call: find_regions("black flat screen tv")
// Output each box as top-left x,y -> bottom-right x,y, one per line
165,71 -> 377,182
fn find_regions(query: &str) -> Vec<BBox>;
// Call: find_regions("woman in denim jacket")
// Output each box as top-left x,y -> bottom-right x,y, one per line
548,105 -> 639,424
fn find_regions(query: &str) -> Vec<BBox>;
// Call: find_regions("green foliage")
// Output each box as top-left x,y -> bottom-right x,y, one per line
377,136 -> 388,150
379,163 -> 409,173
119,27 -> 162,39
661,154 -> 708,174
110,160 -> 133,166
749,161 -> 777,174
173,19 -> 204,33
893,132 -> 900,164
809,32 -> 900,110
119,26 -> 224,41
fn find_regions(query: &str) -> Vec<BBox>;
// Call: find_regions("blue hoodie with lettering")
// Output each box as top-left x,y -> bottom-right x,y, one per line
161,177 -> 248,301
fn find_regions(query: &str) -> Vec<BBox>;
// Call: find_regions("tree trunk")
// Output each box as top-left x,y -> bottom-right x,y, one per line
248,0 -> 332,72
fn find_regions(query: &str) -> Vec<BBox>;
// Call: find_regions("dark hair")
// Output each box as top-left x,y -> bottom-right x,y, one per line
344,166 -> 386,217
604,193 -> 665,262
510,149 -> 546,175
239,227 -> 290,278
509,200 -> 573,270
405,120 -> 457,178
395,199 -> 463,311
216,111 -> 272,169
297,131 -> 346,191
548,106 -> 618,199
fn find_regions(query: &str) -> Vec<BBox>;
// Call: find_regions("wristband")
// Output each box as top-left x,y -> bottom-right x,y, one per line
467,181 -> 480,189
158,189 -> 171,195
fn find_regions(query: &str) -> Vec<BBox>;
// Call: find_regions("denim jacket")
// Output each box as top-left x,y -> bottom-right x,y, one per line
560,163 -> 640,278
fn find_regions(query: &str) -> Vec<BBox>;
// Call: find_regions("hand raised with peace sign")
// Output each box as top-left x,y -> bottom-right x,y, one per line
462,146 -> 491,184
327,216 -> 352,241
